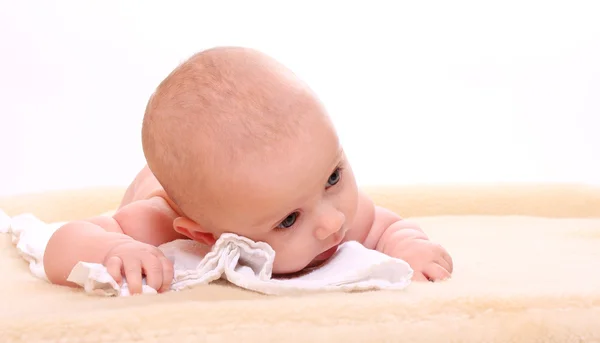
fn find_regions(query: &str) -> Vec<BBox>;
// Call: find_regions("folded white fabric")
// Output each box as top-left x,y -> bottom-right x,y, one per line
1,210 -> 414,296
0,211 -> 64,281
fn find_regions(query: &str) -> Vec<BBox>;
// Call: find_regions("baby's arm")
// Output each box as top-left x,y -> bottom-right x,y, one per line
43,196 -> 181,287
353,191 -> 453,281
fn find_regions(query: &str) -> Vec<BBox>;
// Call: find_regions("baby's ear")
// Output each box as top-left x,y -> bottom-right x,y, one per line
173,217 -> 216,245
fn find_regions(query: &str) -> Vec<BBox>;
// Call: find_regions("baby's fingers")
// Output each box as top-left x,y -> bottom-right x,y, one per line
105,256 -> 123,285
440,249 -> 454,273
411,271 -> 429,282
122,258 -> 144,294
435,251 -> 453,275
423,263 -> 451,282
159,256 -> 174,293
142,254 -> 166,293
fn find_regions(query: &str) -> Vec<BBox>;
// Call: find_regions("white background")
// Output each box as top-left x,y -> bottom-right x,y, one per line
1,0 -> 599,197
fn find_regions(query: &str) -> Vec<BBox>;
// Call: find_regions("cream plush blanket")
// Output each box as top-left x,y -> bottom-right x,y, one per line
1,184 -> 600,342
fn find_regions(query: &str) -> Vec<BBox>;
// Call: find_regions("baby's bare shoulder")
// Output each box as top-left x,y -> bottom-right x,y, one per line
112,165 -> 184,245
120,165 -> 168,206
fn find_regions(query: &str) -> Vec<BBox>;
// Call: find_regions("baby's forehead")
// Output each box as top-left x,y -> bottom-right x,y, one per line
204,137 -> 341,203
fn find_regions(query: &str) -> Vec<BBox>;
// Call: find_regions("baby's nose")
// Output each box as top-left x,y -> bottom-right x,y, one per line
315,210 -> 345,240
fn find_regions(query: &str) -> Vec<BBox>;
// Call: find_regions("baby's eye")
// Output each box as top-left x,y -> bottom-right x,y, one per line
277,212 -> 298,229
326,167 -> 342,188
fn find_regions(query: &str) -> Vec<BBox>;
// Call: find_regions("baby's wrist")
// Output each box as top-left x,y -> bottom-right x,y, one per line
101,232 -> 136,252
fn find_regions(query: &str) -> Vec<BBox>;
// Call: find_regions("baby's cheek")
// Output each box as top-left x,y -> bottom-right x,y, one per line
342,194 -> 359,224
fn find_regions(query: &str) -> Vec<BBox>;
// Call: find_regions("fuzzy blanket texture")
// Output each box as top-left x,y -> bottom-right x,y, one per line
1,184 -> 599,342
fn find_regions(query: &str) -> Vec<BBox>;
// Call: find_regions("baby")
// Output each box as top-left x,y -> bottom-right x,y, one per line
43,47 -> 453,294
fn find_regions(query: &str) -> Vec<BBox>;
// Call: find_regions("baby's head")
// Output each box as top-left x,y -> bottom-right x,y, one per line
141,47 -> 358,274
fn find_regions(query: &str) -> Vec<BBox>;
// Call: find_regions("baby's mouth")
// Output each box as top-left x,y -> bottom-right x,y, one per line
314,245 -> 339,261
305,244 -> 340,269
303,230 -> 346,270
309,230 -> 346,265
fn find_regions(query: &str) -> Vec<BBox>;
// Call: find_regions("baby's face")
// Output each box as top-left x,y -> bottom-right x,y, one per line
192,117 -> 359,274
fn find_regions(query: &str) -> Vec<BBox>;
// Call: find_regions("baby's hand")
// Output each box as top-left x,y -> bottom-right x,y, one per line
398,238 -> 453,281
384,227 -> 453,282
103,239 -> 174,294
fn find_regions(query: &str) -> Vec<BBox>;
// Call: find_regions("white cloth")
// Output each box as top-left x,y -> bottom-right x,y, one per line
1,210 -> 414,296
